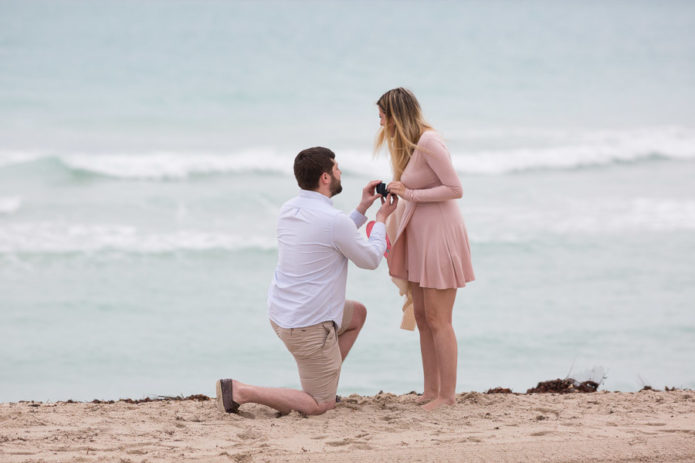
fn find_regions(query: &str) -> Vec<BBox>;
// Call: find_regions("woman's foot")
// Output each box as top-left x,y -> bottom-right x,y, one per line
415,388 -> 439,404
415,394 -> 437,404
421,397 -> 455,411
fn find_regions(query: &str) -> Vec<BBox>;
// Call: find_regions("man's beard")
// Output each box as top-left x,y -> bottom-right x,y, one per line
329,173 -> 343,197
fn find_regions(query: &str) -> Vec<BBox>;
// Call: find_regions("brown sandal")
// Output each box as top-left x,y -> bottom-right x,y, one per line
216,379 -> 240,414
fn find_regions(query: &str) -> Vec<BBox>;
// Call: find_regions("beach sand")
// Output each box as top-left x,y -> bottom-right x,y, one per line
1,390 -> 694,462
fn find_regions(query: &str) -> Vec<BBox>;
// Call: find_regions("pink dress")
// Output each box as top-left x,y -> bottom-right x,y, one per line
387,131 -> 475,289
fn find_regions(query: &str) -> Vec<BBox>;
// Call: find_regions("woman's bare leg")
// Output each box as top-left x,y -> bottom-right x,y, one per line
411,282 -> 440,403
421,287 -> 458,411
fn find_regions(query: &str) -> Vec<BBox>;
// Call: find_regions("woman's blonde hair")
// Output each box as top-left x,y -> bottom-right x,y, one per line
375,87 -> 432,180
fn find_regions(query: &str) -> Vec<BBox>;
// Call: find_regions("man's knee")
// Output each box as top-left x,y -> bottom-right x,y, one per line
352,302 -> 367,329
306,398 -> 336,416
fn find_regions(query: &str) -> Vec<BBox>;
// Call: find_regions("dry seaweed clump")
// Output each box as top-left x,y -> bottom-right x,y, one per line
90,394 -> 210,404
486,387 -> 513,394
527,378 -> 599,394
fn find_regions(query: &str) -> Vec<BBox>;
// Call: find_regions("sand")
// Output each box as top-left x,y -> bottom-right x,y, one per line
1,390 -> 694,462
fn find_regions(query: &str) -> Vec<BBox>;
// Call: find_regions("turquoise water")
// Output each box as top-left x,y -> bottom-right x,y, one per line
1,0 -> 694,402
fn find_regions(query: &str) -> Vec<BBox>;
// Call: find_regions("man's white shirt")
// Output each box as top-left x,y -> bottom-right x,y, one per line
267,190 -> 387,329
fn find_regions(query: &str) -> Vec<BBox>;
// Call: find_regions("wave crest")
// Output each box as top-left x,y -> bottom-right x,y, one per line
62,150 -> 295,180
456,127 -> 695,174
1,126 -> 693,179
0,223 -> 277,255
0,197 -> 21,215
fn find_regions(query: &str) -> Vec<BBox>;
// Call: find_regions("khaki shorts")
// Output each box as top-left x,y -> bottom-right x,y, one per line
270,301 -> 355,403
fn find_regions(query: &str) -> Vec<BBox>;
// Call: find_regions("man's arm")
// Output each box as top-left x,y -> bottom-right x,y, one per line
349,209 -> 369,230
333,215 -> 386,270
334,194 -> 398,269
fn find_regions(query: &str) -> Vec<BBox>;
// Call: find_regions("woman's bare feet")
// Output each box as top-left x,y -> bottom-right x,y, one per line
415,394 -> 437,404
421,397 -> 455,411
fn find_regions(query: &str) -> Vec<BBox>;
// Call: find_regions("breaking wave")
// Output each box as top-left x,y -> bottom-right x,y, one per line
0,223 -> 277,255
0,127 -> 693,180
0,197 -> 21,215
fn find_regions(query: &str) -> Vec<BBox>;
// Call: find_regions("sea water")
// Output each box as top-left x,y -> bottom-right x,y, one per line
1,0 -> 694,402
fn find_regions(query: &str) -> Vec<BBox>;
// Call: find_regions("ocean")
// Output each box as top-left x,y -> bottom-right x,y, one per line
1,0 -> 694,402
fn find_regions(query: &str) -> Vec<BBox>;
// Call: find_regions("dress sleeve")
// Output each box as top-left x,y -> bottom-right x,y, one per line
404,133 -> 463,203
332,213 -> 387,270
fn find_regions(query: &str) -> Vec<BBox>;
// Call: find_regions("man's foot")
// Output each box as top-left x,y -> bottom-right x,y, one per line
216,379 -> 240,414
421,397 -> 455,411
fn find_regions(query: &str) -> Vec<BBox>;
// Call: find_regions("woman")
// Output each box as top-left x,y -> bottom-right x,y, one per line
376,87 -> 475,411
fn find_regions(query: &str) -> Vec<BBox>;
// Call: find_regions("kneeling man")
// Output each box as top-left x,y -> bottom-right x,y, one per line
217,146 -> 397,416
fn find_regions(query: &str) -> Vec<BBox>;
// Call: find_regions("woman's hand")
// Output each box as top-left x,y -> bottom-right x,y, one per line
386,181 -> 407,199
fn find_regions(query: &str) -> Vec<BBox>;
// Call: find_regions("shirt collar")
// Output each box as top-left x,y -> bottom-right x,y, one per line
299,189 -> 333,206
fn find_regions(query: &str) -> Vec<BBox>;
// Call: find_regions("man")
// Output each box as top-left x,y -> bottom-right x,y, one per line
216,146 -> 398,416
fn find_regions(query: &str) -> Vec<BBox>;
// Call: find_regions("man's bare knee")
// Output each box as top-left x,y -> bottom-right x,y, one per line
353,302 -> 367,329
306,399 -> 336,416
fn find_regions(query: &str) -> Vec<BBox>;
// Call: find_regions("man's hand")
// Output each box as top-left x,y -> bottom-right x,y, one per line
376,194 -> 398,223
356,179 -> 383,216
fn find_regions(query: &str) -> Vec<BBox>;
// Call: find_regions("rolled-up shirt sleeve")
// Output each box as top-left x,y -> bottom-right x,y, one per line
349,209 -> 368,229
332,213 -> 386,270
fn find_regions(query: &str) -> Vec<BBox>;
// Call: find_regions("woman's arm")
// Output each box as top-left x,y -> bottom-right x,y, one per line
404,133 -> 462,202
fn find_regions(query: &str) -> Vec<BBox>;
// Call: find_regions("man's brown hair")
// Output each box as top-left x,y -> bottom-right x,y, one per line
293,147 -> 336,190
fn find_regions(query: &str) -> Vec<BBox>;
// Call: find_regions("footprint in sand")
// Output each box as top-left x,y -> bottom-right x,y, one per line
325,438 -> 352,446
236,429 -> 265,441
325,437 -> 372,450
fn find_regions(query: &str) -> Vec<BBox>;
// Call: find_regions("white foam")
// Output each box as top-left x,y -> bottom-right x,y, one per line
1,126 -> 693,179
60,149 -> 294,180
471,197 -> 695,242
335,149 -> 394,179
456,127 -> 695,175
548,198 -> 695,234
57,149 -> 394,180
0,223 -> 277,254
0,151 -> 47,168
2,198 -> 693,255
0,197 -> 21,215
